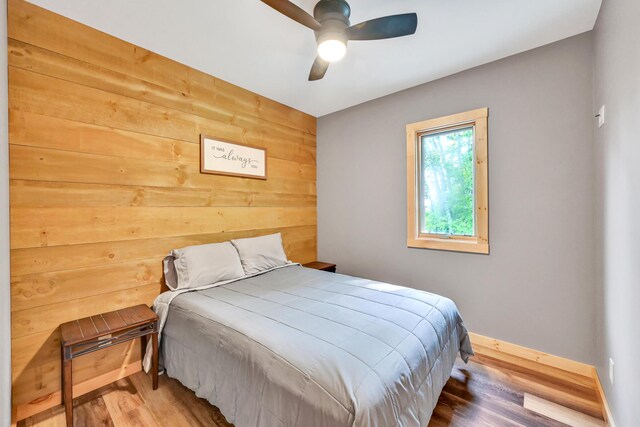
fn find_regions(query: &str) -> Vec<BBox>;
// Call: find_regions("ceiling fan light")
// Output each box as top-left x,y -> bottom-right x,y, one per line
318,39 -> 346,62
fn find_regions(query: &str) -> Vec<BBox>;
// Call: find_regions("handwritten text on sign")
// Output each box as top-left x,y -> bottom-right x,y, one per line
201,136 -> 266,179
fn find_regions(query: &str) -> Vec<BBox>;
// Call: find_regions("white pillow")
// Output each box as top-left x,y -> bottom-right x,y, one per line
231,233 -> 289,275
164,241 -> 244,290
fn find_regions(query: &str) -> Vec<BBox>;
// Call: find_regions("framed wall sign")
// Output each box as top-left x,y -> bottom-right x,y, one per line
200,135 -> 267,180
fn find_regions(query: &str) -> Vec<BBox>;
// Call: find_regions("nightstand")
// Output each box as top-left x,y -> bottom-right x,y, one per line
59,304 -> 159,426
303,261 -> 337,273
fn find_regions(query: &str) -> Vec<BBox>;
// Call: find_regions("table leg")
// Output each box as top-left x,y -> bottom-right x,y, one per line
63,357 -> 73,426
152,332 -> 159,390
141,334 -> 147,365
60,348 -> 65,405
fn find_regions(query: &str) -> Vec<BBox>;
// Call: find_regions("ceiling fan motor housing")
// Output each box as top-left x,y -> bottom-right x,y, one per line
313,0 -> 350,22
314,0 -> 350,46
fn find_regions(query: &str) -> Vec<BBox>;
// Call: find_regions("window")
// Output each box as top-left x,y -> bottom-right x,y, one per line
406,108 -> 489,254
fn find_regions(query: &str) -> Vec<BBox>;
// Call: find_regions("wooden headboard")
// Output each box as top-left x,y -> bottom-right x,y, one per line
7,0 -> 316,420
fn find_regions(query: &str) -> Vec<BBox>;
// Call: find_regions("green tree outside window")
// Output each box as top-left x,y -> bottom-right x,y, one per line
420,127 -> 475,236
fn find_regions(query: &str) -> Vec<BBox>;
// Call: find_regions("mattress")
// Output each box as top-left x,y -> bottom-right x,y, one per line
160,265 -> 473,427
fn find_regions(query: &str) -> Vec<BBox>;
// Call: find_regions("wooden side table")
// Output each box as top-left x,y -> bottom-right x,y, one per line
303,261 -> 337,273
59,304 -> 159,426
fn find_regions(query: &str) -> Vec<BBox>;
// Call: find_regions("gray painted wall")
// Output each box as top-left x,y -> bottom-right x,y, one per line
318,33 -> 596,364
593,0 -> 639,425
1,0 -> 11,425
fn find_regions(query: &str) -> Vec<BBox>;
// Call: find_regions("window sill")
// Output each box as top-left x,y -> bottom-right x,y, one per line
407,236 -> 489,254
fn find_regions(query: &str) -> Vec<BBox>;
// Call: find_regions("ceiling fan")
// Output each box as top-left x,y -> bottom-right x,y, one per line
260,0 -> 418,81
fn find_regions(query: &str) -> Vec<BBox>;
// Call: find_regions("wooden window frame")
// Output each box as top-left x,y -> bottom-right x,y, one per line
406,108 -> 489,254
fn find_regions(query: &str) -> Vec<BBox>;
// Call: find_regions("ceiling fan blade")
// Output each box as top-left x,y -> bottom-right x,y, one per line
347,13 -> 418,41
260,0 -> 322,31
309,57 -> 329,81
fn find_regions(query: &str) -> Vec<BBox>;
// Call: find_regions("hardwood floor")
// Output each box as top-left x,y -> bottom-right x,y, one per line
19,353 -> 605,427
430,354 -> 604,426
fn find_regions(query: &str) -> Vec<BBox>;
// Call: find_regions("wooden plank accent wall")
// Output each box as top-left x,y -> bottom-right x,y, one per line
7,0 -> 317,420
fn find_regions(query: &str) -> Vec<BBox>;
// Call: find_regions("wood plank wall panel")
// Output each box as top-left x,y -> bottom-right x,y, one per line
7,0 -> 317,419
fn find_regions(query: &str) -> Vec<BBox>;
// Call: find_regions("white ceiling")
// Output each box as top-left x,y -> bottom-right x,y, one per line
27,0 -> 602,117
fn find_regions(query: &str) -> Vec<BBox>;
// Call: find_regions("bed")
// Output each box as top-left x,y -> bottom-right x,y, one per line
157,264 -> 473,427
